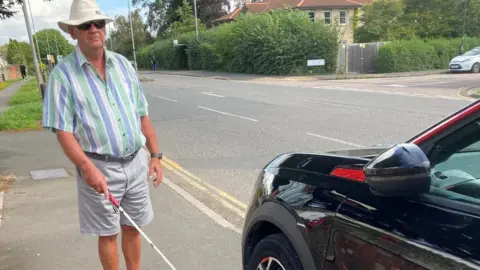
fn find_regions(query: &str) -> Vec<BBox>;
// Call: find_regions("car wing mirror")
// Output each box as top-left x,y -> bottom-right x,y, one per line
364,143 -> 431,197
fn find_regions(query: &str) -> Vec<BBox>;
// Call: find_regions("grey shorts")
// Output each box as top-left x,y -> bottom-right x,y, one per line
76,147 -> 154,236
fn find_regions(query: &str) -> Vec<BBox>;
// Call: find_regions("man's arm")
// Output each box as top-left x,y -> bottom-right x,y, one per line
56,130 -> 95,171
43,71 -> 109,197
141,115 -> 159,154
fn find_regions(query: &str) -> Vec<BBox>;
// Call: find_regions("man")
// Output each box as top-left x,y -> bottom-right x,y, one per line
42,0 -> 163,269
20,63 -> 26,80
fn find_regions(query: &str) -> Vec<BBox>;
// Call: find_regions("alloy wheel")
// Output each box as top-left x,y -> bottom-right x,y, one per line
256,256 -> 286,270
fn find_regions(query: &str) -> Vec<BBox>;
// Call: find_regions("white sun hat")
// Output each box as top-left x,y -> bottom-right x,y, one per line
57,0 -> 113,33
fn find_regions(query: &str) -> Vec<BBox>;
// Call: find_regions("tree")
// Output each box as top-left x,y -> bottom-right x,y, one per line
132,0 -> 229,37
107,9 -> 153,59
170,0 -> 206,37
32,29 -> 74,62
132,0 -> 169,38
355,0 -> 480,42
355,0 -> 415,42
0,0 -> 53,20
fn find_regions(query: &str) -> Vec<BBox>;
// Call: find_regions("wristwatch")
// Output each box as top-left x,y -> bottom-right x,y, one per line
150,152 -> 163,160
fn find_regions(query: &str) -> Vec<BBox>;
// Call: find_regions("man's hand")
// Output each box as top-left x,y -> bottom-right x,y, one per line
80,162 -> 109,199
149,158 -> 163,188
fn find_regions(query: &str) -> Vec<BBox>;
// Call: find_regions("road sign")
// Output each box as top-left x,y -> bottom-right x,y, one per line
307,59 -> 325,67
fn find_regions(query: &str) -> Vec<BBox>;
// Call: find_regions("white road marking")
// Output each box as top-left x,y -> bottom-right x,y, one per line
197,106 -> 258,122
201,92 -> 225,98
384,82 -> 449,88
0,191 -> 4,228
313,86 -> 465,100
306,132 -> 365,148
304,99 -> 368,110
151,95 -> 178,102
384,84 -> 407,88
409,81 -> 449,87
163,177 -> 242,234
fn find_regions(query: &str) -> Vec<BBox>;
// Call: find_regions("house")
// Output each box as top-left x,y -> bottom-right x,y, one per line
212,0 -> 374,43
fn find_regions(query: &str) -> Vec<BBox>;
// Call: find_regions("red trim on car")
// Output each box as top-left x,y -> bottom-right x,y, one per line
330,167 -> 366,182
412,102 -> 480,145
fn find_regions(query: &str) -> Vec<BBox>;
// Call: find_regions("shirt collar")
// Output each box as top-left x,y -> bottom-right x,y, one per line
74,45 -> 114,67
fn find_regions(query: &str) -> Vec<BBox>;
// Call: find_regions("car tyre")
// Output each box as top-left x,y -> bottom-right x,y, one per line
471,63 -> 480,73
246,233 -> 303,270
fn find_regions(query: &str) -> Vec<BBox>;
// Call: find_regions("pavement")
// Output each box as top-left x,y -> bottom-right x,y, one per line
0,132 -> 241,270
0,71 -> 476,269
0,80 -> 27,114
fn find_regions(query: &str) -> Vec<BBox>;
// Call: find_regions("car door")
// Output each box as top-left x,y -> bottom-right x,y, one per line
323,111 -> 480,270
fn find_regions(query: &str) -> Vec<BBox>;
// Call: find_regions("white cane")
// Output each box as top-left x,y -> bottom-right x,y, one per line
92,182 -> 176,270
107,193 -> 177,270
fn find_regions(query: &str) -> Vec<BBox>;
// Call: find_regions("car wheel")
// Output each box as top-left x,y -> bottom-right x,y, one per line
246,233 -> 303,270
472,63 -> 480,73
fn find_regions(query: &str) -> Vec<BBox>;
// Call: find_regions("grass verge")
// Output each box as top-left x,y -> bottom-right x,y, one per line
0,79 -> 43,131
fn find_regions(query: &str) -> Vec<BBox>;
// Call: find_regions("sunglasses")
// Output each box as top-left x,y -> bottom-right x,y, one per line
76,20 -> 106,31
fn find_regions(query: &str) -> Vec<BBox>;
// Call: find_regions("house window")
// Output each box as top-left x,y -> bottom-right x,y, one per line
308,11 -> 315,22
339,10 -> 347,24
324,10 -> 331,24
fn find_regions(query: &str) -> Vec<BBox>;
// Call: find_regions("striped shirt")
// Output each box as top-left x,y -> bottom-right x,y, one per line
42,46 -> 148,157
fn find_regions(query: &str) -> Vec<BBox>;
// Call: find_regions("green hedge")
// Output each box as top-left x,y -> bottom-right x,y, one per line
375,37 -> 480,73
138,9 -> 339,75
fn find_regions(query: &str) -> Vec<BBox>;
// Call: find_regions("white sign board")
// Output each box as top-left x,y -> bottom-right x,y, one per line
307,59 -> 325,67
173,40 -> 178,45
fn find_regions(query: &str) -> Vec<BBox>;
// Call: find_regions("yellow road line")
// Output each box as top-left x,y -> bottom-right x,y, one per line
162,158 -> 246,218
163,156 -> 248,210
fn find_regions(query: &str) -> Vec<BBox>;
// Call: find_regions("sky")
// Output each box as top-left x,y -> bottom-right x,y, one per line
0,0 -> 139,46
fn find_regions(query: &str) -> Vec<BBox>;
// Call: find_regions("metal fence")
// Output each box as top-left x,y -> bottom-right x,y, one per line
338,42 -> 387,74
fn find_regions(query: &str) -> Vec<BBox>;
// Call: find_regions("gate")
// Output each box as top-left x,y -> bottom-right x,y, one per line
338,42 -> 387,74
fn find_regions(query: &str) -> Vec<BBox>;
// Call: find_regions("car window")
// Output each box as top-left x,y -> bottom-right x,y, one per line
463,48 -> 480,56
427,118 -> 480,205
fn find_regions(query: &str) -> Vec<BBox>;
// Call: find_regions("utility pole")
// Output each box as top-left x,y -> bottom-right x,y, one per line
21,0 -> 44,94
27,0 -> 41,71
127,0 -> 138,70
460,0 -> 469,54
193,0 -> 199,41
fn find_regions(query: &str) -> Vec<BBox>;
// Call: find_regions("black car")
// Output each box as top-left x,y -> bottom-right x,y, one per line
241,99 -> 480,270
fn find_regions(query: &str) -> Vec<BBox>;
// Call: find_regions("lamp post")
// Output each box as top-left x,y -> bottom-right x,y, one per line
193,0 -> 199,41
127,0 -> 138,70
27,0 -> 41,69
21,0 -> 44,93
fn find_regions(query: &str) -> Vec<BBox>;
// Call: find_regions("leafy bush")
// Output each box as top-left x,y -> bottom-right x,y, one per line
375,37 -> 480,73
139,9 -> 340,75
137,31 -> 197,70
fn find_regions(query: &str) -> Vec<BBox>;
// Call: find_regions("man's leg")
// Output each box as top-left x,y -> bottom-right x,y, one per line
99,234 -> 120,270
120,147 -> 154,270
121,225 -> 141,270
76,158 -> 127,270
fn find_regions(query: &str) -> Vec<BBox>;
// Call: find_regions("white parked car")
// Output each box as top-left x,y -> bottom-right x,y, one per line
449,47 -> 480,73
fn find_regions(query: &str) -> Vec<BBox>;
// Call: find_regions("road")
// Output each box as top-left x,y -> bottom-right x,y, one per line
0,73 -> 474,269
248,72 -> 480,100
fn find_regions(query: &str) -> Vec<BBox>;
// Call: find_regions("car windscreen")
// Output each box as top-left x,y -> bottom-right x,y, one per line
463,49 -> 480,56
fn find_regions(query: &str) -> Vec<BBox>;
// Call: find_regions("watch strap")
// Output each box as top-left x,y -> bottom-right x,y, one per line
150,152 -> 163,159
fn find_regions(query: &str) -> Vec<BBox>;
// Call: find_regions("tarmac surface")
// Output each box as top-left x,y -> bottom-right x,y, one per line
0,71 -> 476,269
